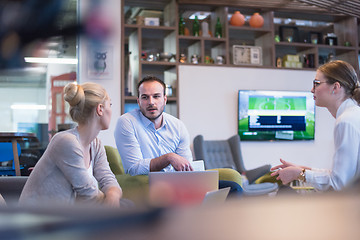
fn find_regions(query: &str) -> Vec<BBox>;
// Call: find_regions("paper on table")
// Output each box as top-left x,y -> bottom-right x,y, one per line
191,160 -> 205,171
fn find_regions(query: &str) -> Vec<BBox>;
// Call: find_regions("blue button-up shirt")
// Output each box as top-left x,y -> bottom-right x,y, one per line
114,109 -> 193,176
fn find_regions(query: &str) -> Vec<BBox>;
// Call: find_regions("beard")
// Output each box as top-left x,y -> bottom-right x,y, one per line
140,105 -> 165,121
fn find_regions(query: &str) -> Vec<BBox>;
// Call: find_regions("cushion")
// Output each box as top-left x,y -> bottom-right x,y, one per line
254,172 -> 283,185
115,174 -> 149,205
104,146 -> 125,175
203,141 -> 236,170
209,168 -> 242,187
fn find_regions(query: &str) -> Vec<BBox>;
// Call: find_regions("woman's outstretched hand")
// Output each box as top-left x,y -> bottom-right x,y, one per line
271,158 -> 297,171
271,166 -> 302,185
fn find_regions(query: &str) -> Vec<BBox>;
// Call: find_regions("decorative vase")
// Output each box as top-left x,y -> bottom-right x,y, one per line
201,21 -> 210,37
249,12 -> 264,28
230,11 -> 245,26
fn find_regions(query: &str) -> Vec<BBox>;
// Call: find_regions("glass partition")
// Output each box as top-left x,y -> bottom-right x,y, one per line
0,0 -> 78,148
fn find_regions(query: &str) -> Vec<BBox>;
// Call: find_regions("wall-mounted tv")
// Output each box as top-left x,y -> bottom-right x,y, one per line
238,90 -> 315,141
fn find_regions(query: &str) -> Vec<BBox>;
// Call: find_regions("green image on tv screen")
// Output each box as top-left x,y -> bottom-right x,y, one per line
238,90 -> 315,141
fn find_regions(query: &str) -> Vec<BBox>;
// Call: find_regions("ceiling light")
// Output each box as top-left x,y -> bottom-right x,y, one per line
24,57 -> 78,64
11,104 -> 47,110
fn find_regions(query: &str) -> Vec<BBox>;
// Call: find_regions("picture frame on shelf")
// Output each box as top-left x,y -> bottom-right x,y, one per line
279,26 -> 299,42
233,45 -> 262,66
308,31 -> 322,44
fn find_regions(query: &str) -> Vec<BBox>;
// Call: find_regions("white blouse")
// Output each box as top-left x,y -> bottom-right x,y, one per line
306,98 -> 360,191
87,160 -> 99,191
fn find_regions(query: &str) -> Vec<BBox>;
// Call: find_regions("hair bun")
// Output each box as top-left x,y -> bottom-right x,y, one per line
64,83 -> 85,107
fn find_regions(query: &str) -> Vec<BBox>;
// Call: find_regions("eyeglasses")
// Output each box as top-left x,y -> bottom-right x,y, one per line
313,79 -> 327,89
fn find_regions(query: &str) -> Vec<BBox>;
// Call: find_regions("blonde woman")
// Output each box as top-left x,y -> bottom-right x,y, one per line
20,82 -> 122,206
271,60 -> 360,191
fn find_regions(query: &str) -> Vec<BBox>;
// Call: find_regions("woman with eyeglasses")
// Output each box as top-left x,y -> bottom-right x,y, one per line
271,60 -> 360,191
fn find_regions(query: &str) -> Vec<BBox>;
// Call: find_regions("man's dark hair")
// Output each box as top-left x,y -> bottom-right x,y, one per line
137,76 -> 166,97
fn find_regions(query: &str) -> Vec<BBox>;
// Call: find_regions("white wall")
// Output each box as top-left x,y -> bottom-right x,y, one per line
78,0 -> 121,147
75,2 -> 336,170
179,65 -> 335,170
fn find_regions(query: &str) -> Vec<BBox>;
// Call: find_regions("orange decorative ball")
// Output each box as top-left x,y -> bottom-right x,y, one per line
249,12 -> 264,28
230,11 -> 245,26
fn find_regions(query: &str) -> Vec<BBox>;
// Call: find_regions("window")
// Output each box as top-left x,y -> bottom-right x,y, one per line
0,0 -> 78,146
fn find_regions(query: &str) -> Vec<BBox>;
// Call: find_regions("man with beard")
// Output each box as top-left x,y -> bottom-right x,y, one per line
114,76 -> 193,176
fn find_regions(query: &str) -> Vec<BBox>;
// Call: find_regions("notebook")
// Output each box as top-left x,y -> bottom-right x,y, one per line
191,160 -> 205,171
149,170 -> 219,206
202,187 -> 230,205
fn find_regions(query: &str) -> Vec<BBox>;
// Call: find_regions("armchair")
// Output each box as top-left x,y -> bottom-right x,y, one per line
193,135 -> 278,195
104,146 -> 149,204
227,134 -> 271,184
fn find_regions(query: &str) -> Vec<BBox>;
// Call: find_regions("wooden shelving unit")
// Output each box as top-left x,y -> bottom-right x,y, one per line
121,0 -> 360,116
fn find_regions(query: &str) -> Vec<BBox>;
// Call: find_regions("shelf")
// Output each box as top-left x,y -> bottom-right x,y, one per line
275,42 -> 316,57
125,24 -> 176,31
124,96 -> 137,101
178,35 -> 226,41
178,62 -> 275,69
122,0 -> 360,116
276,42 -> 356,51
228,25 -> 272,36
142,27 -> 176,38
275,67 -> 316,71
179,62 -> 226,67
141,61 -> 177,74
275,42 -> 316,47
124,24 -> 139,28
141,25 -> 176,31
317,44 -> 356,51
178,38 -> 201,51
141,61 -> 177,66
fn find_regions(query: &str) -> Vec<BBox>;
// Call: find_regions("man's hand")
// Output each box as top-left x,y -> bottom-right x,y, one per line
168,153 -> 193,171
150,152 -> 193,172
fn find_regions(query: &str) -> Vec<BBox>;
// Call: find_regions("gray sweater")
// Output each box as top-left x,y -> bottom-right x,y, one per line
19,128 -> 121,206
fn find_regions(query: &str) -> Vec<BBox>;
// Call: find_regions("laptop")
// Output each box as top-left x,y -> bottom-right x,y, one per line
149,170 -> 219,206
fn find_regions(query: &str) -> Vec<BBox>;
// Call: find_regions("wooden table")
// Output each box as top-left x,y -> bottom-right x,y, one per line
0,132 -> 37,176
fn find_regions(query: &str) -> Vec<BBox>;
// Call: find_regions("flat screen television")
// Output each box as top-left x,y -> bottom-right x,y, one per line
238,90 -> 315,141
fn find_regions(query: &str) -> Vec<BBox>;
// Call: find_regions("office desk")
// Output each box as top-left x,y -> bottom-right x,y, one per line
0,133 -> 37,176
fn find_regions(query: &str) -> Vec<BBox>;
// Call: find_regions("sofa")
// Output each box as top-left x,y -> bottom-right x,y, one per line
104,146 -> 149,205
0,176 -> 28,206
0,147 -> 244,206
104,146 -> 244,204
